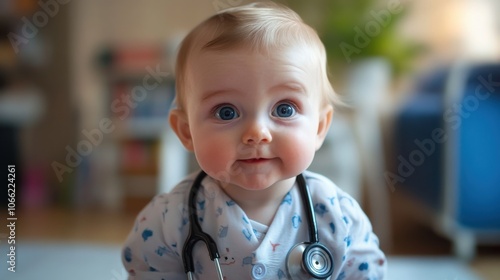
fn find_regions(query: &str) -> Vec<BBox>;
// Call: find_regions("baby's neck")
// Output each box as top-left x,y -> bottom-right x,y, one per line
220,177 -> 296,226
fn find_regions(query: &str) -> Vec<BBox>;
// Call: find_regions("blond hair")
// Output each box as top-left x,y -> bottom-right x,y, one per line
174,1 -> 337,110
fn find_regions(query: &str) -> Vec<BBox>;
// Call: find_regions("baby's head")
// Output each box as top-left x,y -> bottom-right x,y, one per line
170,2 -> 337,190
174,1 -> 337,111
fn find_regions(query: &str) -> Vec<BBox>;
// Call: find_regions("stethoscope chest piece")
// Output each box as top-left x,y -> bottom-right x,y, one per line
286,242 -> 334,280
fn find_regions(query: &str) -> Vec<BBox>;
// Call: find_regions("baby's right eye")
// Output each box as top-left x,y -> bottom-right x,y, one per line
215,105 -> 239,120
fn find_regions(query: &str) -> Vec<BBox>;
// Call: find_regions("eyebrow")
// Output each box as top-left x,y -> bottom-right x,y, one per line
270,82 -> 307,95
201,89 -> 238,102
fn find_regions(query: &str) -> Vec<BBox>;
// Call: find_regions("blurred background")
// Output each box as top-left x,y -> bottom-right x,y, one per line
0,0 -> 499,279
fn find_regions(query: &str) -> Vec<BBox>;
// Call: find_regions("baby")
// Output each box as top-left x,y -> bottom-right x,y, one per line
122,2 -> 387,279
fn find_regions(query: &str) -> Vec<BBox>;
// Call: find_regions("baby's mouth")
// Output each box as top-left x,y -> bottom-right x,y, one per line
239,158 -> 270,163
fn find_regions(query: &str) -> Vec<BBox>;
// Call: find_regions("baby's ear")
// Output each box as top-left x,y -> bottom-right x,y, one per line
315,105 -> 333,151
169,109 -> 194,151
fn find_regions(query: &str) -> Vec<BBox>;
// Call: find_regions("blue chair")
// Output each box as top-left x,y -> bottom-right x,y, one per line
392,62 -> 500,259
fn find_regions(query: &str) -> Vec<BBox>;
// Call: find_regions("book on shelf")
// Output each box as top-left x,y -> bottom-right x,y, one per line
98,44 -> 169,78
119,139 -> 160,176
110,80 -> 174,120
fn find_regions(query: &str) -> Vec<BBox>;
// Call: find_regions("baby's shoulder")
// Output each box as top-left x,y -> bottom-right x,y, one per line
303,171 -> 355,201
303,170 -> 363,217
142,171 -> 226,224
150,175 -> 192,206
136,173 -> 200,225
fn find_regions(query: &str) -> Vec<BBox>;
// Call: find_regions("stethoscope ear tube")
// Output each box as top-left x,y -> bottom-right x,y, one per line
182,229 -> 221,273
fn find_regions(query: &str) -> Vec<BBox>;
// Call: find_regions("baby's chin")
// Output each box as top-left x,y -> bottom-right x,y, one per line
220,173 -> 297,193
217,174 -> 275,191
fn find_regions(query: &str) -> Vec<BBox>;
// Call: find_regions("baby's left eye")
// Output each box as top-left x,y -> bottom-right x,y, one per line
272,102 -> 296,118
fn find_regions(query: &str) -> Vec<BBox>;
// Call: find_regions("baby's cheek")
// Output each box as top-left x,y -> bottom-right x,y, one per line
279,134 -> 316,172
194,141 -> 231,175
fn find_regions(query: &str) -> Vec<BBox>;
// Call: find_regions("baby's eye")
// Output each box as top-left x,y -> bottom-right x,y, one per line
272,102 -> 296,118
215,105 -> 239,120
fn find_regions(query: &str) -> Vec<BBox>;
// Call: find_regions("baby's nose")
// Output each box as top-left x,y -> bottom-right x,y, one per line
242,120 -> 272,145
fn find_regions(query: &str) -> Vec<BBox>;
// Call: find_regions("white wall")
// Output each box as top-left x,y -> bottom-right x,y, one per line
399,0 -> 500,67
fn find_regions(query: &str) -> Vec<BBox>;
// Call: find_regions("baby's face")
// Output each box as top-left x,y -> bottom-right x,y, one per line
181,46 -> 330,191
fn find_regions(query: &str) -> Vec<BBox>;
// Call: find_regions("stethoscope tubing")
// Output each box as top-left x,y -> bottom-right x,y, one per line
296,172 -> 319,243
182,171 -> 223,279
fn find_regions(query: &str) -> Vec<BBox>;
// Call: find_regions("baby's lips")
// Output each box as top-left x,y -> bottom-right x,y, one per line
239,158 -> 271,163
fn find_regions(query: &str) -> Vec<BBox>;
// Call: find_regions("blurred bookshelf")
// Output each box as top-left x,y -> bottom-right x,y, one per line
0,0 -> 49,209
98,44 -> 175,213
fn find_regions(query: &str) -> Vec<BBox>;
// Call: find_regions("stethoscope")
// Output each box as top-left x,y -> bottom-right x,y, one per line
182,171 -> 334,280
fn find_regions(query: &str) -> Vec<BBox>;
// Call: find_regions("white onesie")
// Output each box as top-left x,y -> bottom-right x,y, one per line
122,170 -> 387,279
